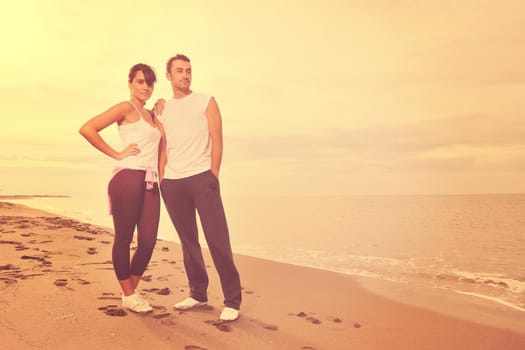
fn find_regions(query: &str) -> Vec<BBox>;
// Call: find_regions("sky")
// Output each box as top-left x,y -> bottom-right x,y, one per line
1,0 -> 525,196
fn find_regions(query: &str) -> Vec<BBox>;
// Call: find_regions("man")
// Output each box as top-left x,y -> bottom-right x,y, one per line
156,54 -> 242,321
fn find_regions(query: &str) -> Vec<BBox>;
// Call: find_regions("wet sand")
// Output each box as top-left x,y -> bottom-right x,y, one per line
1,201 -> 525,349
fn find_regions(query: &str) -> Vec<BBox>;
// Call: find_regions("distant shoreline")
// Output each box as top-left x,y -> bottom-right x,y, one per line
0,195 -> 70,199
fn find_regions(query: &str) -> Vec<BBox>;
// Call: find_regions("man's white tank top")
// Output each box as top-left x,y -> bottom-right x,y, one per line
114,102 -> 161,171
158,92 -> 212,179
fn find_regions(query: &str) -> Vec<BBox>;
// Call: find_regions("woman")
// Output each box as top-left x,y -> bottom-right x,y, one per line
79,63 -> 164,313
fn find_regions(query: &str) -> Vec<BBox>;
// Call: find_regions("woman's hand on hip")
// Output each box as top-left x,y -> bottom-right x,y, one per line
118,143 -> 140,160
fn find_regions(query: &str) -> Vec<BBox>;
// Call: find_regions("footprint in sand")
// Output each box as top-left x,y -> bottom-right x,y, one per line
104,308 -> 127,317
80,260 -> 112,266
98,305 -> 127,317
18,273 -> 45,280
0,277 -> 18,285
184,345 -> 207,350
73,235 -> 94,241
74,278 -> 90,285
328,316 -> 343,323
248,318 -> 279,331
293,312 -> 322,325
54,279 -> 68,287
263,324 -> 279,331
307,317 -> 321,325
141,275 -> 152,282
204,320 -> 233,332
4,243 -> 22,252
87,247 -> 97,255
143,287 -> 171,295
160,318 -> 177,326
157,288 -> 171,295
40,259 -> 53,267
156,274 -> 173,281
97,292 -> 120,301
152,305 -> 167,312
21,255 -> 51,267
20,233 -> 36,237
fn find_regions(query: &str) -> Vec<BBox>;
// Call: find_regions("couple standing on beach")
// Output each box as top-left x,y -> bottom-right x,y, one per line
79,54 -> 242,321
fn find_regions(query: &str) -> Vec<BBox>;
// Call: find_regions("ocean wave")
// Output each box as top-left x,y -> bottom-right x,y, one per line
445,269 -> 525,294
453,291 -> 525,312
232,247 -> 525,312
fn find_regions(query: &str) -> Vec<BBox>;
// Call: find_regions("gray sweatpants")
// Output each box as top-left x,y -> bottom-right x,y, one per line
160,170 -> 242,309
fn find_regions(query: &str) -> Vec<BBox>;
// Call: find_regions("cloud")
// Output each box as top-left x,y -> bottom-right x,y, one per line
226,113 -> 525,174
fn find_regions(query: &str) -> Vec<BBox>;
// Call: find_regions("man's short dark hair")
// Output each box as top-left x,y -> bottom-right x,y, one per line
167,54 -> 191,73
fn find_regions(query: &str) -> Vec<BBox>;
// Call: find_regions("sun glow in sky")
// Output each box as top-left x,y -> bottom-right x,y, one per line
2,0 -> 525,196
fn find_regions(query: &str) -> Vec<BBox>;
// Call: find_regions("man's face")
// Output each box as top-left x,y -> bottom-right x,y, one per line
167,60 -> 192,92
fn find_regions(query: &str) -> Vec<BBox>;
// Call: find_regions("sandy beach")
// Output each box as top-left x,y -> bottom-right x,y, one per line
1,200 -> 525,350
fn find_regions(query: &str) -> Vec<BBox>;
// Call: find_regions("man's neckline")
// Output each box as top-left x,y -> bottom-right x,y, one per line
172,91 -> 193,100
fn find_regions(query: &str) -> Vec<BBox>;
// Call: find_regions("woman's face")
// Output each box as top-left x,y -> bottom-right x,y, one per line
129,70 -> 154,102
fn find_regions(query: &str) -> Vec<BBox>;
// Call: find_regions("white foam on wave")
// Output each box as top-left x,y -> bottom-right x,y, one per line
236,249 -> 525,313
454,290 -> 525,312
448,269 -> 525,294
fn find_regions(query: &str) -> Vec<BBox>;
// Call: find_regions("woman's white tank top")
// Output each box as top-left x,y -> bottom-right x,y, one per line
114,102 -> 161,170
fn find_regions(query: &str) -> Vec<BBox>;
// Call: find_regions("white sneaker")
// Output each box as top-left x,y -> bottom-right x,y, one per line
174,297 -> 207,310
121,291 -> 153,313
219,307 -> 239,321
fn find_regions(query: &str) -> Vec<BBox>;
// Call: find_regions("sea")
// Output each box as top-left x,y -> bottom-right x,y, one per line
3,190 -> 525,313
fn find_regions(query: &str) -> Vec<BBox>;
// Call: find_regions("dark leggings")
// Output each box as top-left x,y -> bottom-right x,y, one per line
108,169 -> 160,280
